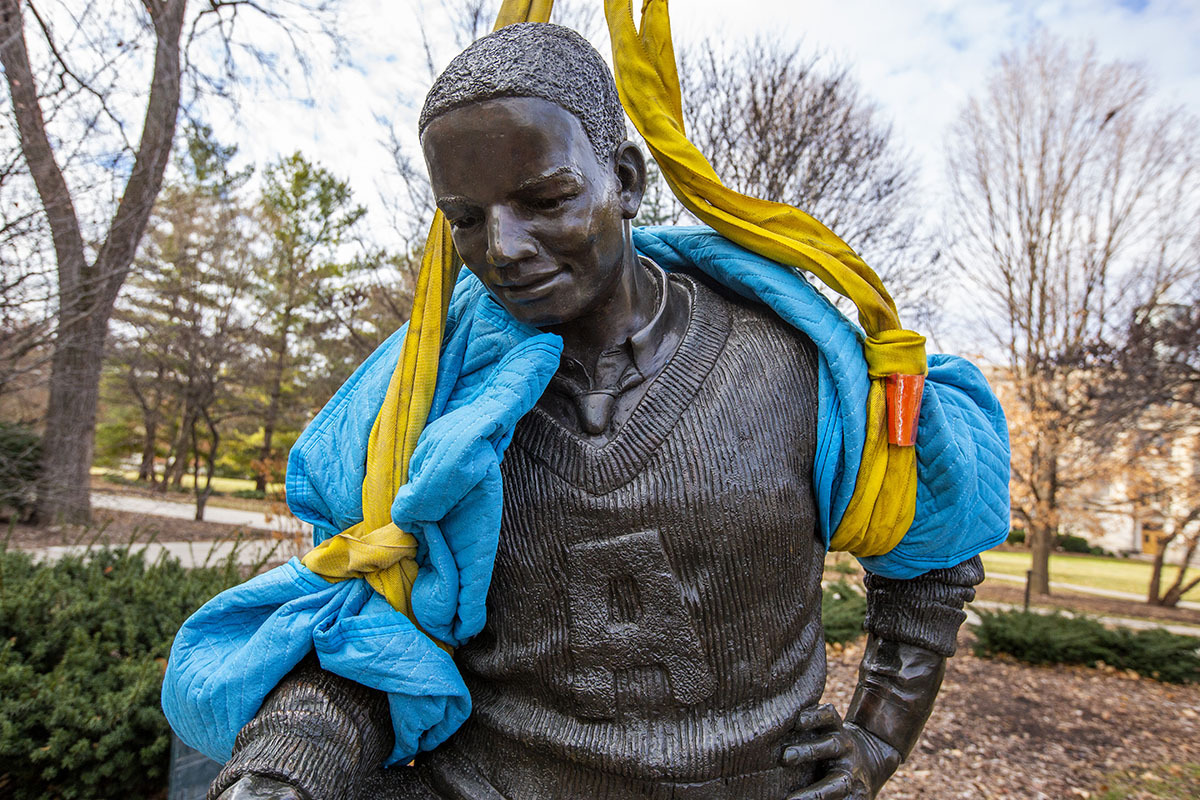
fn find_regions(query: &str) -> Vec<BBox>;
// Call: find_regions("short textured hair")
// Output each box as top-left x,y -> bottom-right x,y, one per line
418,23 -> 626,163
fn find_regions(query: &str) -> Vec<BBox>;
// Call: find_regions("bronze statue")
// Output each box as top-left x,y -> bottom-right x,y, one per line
208,24 -> 982,800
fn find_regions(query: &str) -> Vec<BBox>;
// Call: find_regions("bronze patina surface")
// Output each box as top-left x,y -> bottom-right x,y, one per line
213,24 -> 981,800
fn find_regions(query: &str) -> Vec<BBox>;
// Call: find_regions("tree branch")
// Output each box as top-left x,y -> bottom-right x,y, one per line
91,0 -> 186,317
0,0 -> 87,303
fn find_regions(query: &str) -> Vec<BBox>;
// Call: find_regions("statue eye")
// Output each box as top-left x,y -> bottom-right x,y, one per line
448,213 -> 481,230
524,194 -> 572,212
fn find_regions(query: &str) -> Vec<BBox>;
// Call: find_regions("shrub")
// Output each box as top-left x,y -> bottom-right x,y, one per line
232,488 -> 267,500
973,610 -> 1200,684
102,472 -> 140,487
0,422 -> 41,522
827,557 -> 857,575
0,546 -> 243,799
823,579 -> 867,645
1056,534 -> 1092,554
1006,528 -> 1025,545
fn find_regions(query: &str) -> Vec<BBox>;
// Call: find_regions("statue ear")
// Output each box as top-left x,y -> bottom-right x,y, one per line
613,141 -> 646,220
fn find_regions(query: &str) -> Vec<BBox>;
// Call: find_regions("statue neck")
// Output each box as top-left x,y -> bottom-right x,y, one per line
549,224 -> 668,374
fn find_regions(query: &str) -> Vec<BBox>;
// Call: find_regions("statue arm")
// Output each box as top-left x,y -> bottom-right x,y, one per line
207,654 -> 394,800
784,556 -> 982,799
847,556 -> 983,773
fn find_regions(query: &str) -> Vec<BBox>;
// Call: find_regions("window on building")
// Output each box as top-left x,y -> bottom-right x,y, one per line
1141,519 -> 1166,555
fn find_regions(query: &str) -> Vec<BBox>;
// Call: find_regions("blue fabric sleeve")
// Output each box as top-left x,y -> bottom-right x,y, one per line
633,226 -> 1010,578
163,274 -> 563,766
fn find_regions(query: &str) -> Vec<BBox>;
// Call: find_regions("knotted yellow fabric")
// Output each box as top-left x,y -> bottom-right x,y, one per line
604,0 -> 920,556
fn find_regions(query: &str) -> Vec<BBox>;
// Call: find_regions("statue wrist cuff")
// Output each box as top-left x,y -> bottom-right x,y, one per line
846,636 -> 946,760
862,557 -> 983,657
208,729 -> 358,800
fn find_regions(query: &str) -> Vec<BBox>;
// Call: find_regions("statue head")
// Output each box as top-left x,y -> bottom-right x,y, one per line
419,23 -> 626,165
419,23 -> 647,332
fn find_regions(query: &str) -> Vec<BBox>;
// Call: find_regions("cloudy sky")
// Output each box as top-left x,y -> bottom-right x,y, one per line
215,0 -> 1198,202
204,0 -> 1198,346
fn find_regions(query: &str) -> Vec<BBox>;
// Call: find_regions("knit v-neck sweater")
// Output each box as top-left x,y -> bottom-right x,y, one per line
208,270 -> 984,800
416,272 -> 825,797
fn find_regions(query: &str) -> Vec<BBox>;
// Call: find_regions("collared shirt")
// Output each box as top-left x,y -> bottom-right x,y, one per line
546,257 -> 689,436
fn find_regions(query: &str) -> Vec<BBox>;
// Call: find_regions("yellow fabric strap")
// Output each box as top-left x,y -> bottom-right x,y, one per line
303,0 -> 915,625
605,0 -> 917,555
301,1 -> 553,621
301,5 -> 556,639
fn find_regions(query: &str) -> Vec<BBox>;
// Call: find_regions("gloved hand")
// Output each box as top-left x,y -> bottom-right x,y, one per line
780,703 -> 900,799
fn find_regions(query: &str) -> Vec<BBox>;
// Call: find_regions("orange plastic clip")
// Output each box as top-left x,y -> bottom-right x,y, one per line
885,374 -> 925,447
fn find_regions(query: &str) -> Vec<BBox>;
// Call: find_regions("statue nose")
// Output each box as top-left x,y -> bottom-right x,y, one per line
486,207 -> 537,267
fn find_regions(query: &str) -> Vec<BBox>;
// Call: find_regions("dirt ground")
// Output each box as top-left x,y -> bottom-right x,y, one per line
824,636 -> 1200,799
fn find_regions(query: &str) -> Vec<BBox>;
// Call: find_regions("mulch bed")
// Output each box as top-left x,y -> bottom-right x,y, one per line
824,635 -> 1200,799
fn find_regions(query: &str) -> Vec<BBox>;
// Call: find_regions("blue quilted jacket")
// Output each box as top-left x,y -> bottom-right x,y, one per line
162,226 -> 1010,767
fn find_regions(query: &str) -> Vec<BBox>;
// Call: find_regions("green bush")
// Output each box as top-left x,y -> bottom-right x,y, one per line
232,489 -> 267,500
0,422 -> 41,521
1056,534 -> 1092,554
101,472 -> 140,488
973,610 -> 1200,684
1006,528 -> 1025,545
823,579 -> 867,645
0,547 -> 243,799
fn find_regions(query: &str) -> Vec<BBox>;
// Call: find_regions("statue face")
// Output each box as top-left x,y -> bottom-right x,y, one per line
422,97 -> 641,329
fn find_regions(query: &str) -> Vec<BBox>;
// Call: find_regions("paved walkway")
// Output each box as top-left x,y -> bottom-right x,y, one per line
30,538 -> 308,569
985,569 -> 1200,612
15,492 -> 312,568
91,491 -> 309,534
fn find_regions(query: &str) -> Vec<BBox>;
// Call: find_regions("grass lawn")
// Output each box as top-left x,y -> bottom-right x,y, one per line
92,467 -> 282,496
1098,763 -> 1200,799
981,549 -> 1200,603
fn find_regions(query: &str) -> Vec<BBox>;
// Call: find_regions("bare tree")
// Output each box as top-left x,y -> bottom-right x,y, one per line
1081,299 -> 1200,606
946,35 -> 1200,594
0,0 -> 341,524
673,38 -> 937,323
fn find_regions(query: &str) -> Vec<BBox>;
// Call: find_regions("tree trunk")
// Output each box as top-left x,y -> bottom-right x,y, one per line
194,408 -> 219,521
37,316 -> 106,522
1025,431 -> 1060,596
1028,519 -> 1053,595
1159,534 -> 1199,608
165,407 -> 195,490
138,418 -> 158,484
1147,543 -> 1168,605
256,322 -> 291,492
0,0 -> 187,525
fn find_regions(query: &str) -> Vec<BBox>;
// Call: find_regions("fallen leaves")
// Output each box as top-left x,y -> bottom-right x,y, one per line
823,634 -> 1200,799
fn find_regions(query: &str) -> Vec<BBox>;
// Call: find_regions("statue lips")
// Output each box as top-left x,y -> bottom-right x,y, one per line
493,269 -> 566,303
